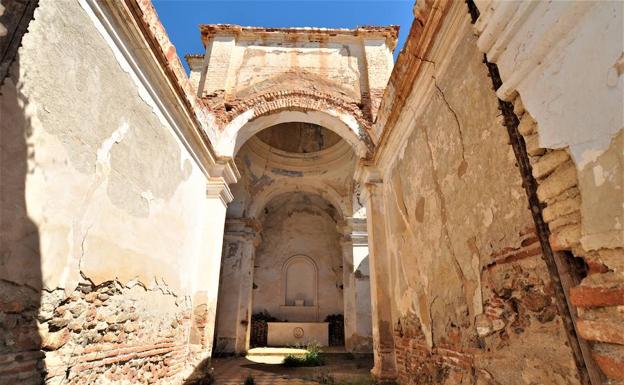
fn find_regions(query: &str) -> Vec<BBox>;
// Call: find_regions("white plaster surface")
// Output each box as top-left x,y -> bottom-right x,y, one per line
253,193 -> 344,322
267,322 -> 329,347
477,1 -> 624,249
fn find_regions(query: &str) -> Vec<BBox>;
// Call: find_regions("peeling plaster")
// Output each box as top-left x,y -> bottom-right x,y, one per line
96,122 -> 130,170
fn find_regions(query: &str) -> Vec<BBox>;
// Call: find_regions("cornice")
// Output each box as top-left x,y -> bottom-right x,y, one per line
206,177 -> 234,205
224,217 -> 262,244
199,24 -> 399,51
243,136 -> 355,174
372,0 -> 451,164
354,165 -> 382,185
211,157 -> 241,185
474,1 -> 593,101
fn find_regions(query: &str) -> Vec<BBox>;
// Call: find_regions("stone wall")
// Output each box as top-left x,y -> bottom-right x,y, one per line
0,0 -> 219,383
37,281 -> 190,384
372,2 -> 581,383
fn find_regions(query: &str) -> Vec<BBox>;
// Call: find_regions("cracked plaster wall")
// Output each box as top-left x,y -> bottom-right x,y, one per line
252,192 -> 344,322
227,132 -> 356,220
194,28 -> 395,130
217,129 -> 374,351
201,34 -> 391,105
378,5 -> 581,384
473,2 -> 624,381
478,1 -> 623,252
0,0 -> 214,383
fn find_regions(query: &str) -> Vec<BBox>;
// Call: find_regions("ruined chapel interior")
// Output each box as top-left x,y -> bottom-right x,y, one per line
1,0 -> 623,385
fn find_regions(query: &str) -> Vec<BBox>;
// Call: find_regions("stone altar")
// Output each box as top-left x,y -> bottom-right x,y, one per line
267,322 -> 329,347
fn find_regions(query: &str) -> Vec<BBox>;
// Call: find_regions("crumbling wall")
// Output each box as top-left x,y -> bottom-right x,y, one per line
378,3 -> 580,383
0,0 -> 213,383
197,28 -> 395,105
228,40 -> 364,102
192,25 -> 397,132
473,1 -> 623,382
510,96 -> 624,384
253,193 -> 344,322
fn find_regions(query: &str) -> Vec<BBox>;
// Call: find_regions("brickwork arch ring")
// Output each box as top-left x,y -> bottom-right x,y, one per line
216,95 -> 374,159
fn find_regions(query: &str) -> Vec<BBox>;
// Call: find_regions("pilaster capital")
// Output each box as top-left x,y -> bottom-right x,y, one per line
224,218 -> 262,245
206,177 -> 234,205
337,218 -> 368,246
354,165 -> 383,186
209,157 -> 240,185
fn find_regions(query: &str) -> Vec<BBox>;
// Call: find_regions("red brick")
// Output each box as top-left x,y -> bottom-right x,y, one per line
0,300 -> 24,313
593,348 -> 624,380
569,285 -> 624,307
577,319 -> 624,345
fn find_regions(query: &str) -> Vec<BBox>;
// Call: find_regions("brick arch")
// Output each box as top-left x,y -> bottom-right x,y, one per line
216,91 -> 374,159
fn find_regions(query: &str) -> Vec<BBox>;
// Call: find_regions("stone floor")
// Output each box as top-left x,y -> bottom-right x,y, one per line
211,348 -> 374,385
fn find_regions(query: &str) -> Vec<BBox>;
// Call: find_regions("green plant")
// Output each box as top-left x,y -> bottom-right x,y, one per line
243,373 -> 255,385
282,342 -> 325,367
251,310 -> 279,322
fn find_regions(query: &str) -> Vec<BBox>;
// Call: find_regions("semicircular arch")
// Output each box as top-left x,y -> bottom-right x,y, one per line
247,179 -> 350,220
216,92 -> 374,158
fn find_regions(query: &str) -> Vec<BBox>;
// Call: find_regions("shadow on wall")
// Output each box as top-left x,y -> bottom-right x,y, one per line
182,357 -> 215,385
0,56 -> 45,384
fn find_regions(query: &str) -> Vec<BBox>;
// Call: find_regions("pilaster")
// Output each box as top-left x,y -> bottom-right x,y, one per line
199,33 -> 236,97
339,217 -> 373,353
362,37 -> 395,122
338,221 -> 358,352
215,218 -> 261,354
190,175 -> 235,357
359,167 -> 398,383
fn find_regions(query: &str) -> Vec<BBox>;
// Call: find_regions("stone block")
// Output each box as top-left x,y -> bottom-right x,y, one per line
513,96 -> 525,116
548,211 -> 581,231
549,224 -> 581,251
41,328 -> 70,351
532,150 -> 570,180
577,319 -> 624,345
536,163 -> 578,202
517,114 -> 536,136
543,195 -> 581,223
475,314 -> 493,337
525,133 -> 545,156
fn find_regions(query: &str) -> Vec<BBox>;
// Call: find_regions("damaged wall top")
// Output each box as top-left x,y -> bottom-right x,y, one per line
187,24 -> 398,127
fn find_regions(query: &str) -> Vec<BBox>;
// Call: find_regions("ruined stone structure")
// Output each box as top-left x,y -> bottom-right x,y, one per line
0,0 -> 622,385
196,24 -> 397,356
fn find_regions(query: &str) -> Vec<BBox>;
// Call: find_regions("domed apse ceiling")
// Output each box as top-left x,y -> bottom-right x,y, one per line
256,122 -> 343,153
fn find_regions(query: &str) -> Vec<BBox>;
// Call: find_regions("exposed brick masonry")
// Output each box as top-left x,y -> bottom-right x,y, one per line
392,228 -> 571,385
0,279 -> 192,385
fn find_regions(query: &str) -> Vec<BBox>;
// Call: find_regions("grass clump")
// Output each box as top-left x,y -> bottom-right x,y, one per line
282,343 -> 325,367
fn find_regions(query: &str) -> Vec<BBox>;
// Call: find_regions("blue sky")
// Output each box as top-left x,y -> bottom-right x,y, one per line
153,0 -> 414,73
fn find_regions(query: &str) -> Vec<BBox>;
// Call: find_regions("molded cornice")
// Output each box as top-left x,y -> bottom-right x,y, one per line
371,0 -> 451,164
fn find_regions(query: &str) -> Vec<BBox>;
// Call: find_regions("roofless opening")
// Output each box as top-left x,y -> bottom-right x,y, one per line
256,122 -> 343,154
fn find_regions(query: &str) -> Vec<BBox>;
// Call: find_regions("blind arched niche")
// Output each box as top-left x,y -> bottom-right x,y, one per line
280,255 -> 319,321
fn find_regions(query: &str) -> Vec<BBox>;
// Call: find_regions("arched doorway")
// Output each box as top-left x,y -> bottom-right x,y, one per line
214,116 -> 372,354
